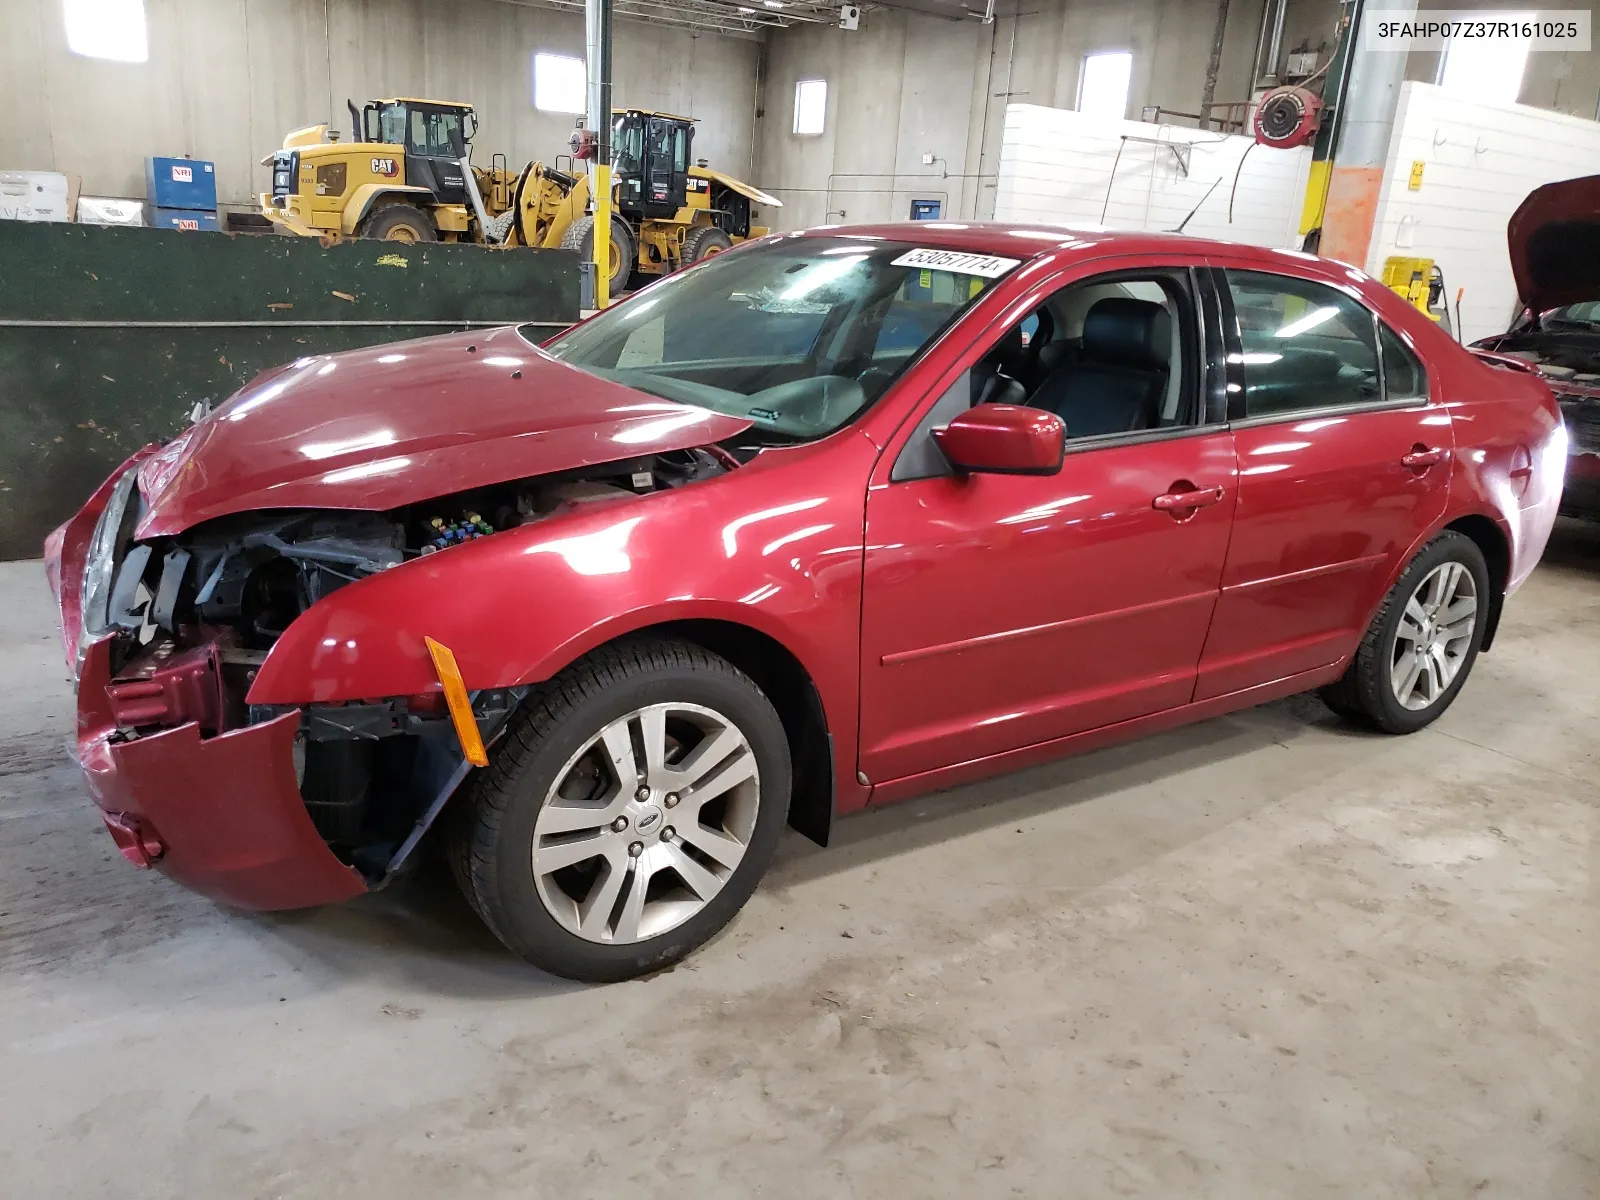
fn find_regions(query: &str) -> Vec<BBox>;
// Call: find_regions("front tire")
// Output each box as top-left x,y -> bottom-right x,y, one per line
449,639 -> 791,982
683,224 -> 734,265
358,202 -> 438,242
561,213 -> 635,298
1320,530 -> 1491,733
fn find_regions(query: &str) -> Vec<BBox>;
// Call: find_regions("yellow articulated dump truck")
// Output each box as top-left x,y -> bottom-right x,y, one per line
260,98 -> 780,294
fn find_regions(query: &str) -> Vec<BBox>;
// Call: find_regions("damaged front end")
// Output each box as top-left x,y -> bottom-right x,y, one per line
61,446 -> 733,908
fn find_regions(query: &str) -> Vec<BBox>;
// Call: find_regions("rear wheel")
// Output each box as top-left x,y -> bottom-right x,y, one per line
682,224 -> 734,265
358,202 -> 438,242
448,639 -> 791,982
561,213 -> 635,298
1320,531 -> 1491,733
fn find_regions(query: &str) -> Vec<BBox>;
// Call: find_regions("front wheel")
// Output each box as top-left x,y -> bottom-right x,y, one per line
1320,530 -> 1491,733
449,639 -> 791,982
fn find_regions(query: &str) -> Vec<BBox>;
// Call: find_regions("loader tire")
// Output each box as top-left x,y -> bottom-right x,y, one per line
683,225 -> 733,265
562,214 -> 634,297
359,203 -> 437,242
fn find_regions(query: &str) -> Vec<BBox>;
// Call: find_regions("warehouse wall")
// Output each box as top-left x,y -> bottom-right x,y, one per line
754,0 -> 1273,229
0,0 -> 759,210
1366,81 -> 1600,343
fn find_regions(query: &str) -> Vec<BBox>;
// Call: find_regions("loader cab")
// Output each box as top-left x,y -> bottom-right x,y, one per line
612,109 -> 692,218
359,98 -> 477,206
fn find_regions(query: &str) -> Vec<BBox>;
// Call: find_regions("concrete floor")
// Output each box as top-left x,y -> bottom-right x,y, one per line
1,525 -> 1597,1199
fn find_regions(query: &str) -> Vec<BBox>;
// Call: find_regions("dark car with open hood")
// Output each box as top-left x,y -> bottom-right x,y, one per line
1473,174 -> 1600,517
47,222 -> 1563,982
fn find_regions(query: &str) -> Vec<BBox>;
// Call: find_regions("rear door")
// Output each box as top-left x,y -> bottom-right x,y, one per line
1195,265 -> 1453,700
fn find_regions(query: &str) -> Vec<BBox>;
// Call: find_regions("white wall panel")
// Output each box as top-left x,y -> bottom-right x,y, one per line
993,103 -> 1312,250
1367,82 -> 1600,343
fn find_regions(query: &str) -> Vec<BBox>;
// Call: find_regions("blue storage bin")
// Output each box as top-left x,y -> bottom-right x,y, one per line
149,207 -> 220,231
145,157 -> 217,211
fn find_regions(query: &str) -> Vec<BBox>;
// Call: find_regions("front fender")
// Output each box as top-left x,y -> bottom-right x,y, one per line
246,434 -> 876,751
344,184 -> 436,235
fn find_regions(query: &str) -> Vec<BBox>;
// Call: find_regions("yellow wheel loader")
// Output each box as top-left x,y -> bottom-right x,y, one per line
259,99 -> 779,294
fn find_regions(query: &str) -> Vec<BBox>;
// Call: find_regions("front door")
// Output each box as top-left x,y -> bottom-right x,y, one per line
1195,265 -> 1453,700
858,264 -> 1238,785
403,106 -> 468,205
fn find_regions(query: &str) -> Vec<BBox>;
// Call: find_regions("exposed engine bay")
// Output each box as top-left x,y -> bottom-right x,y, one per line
1477,332 -> 1600,461
85,447 -> 734,880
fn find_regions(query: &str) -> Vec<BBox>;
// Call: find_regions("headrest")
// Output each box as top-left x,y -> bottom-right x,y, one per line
1082,297 -> 1171,370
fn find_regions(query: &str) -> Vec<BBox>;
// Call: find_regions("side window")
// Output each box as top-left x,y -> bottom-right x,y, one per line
1226,269 -> 1380,418
1002,273 -> 1195,439
890,270 -> 1198,481
1380,322 -> 1429,400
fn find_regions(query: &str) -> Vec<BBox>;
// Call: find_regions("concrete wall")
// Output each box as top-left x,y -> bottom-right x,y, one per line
0,0 -> 759,209
754,0 -> 1273,229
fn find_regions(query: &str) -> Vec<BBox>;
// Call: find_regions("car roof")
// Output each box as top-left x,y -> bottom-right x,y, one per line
794,221 -> 1317,269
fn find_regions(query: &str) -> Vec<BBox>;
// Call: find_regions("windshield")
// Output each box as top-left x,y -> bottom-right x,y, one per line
538,237 -> 1017,438
1546,300 -> 1600,329
613,114 -> 644,174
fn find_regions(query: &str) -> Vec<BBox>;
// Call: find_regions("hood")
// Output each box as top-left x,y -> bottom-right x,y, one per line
1509,174 -> 1600,313
134,325 -> 751,538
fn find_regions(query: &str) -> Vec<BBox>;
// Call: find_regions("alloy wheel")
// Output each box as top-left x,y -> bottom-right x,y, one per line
1390,561 -> 1478,711
531,702 -> 760,944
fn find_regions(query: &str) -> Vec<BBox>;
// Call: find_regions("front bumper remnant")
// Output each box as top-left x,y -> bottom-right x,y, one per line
76,637 -> 367,910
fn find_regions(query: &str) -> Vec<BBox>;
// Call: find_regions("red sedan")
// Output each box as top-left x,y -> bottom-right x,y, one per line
47,224 -> 1564,981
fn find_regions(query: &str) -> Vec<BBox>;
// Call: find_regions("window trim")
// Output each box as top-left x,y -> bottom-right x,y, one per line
1213,266 -> 1429,428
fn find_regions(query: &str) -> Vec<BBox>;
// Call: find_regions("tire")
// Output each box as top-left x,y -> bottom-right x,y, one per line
561,213 -> 635,298
448,638 -> 791,983
358,202 -> 438,242
683,224 -> 734,265
1319,530 -> 1491,734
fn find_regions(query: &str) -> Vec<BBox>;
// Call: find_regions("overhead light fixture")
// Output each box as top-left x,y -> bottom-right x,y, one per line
764,1 -> 787,8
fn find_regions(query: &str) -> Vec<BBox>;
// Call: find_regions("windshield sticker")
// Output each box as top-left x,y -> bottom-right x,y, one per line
891,248 -> 1020,278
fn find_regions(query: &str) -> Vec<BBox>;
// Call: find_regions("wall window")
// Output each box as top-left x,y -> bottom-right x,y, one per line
1077,51 -> 1133,120
1226,270 -> 1380,417
794,79 -> 827,136
1437,12 -> 1531,105
534,52 -> 586,114
64,0 -> 148,63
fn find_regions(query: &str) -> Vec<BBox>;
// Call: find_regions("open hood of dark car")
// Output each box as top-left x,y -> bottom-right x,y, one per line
132,325 -> 752,538
1509,174 -> 1600,314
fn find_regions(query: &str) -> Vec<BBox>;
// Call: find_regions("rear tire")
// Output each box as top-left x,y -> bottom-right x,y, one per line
358,202 -> 438,242
683,224 -> 734,265
448,639 -> 791,983
561,214 -> 635,298
1319,531 -> 1491,734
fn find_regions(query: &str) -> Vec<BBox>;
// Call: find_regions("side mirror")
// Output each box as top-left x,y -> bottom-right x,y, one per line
931,404 -> 1065,476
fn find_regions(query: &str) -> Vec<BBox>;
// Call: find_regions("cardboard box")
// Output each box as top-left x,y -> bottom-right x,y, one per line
78,196 -> 147,226
0,171 -> 71,222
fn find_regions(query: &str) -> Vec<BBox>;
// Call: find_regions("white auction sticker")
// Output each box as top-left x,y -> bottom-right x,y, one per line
891,248 -> 1020,278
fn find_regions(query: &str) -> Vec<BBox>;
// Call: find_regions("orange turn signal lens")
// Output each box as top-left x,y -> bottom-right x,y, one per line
423,636 -> 489,768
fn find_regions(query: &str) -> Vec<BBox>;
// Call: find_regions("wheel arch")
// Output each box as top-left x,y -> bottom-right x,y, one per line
538,615 -> 835,847
343,184 -> 436,235
1442,512 -> 1512,651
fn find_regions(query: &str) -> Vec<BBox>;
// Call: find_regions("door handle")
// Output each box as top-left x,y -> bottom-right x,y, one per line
1401,446 -> 1445,470
1153,485 -> 1225,512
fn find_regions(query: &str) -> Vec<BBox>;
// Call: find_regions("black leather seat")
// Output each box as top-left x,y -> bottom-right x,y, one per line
1029,297 -> 1171,436
970,324 -> 1027,407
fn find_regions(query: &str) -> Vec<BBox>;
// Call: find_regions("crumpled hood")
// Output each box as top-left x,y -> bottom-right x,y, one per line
134,324 -> 751,537
1509,174 -> 1600,313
